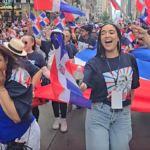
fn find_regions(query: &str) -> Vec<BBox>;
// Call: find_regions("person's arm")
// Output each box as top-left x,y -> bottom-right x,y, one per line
36,38 -> 42,46
32,70 -> 42,86
0,88 -> 21,123
41,66 -> 50,79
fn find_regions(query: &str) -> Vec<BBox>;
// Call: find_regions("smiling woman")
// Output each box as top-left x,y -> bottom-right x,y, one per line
80,24 -> 140,150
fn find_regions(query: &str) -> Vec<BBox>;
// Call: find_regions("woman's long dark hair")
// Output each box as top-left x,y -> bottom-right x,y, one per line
0,45 -> 21,76
96,24 -> 122,57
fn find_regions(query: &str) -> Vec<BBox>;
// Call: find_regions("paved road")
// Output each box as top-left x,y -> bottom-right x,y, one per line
38,102 -> 150,150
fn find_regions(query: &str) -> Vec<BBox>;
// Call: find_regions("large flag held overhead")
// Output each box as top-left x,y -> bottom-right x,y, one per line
34,0 -> 85,16
50,34 -> 91,108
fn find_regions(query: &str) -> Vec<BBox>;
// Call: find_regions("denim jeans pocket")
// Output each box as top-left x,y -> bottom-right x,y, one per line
91,102 -> 103,111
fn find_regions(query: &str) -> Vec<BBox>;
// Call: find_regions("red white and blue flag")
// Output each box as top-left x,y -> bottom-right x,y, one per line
29,13 -> 40,35
125,31 -> 136,43
15,18 -> 18,25
50,34 -> 91,108
21,19 -> 26,26
119,15 -> 123,23
136,0 -> 145,13
64,12 -> 79,22
54,13 -> 66,30
37,13 -> 50,27
139,15 -> 150,25
110,0 -> 120,10
34,0 -> 85,16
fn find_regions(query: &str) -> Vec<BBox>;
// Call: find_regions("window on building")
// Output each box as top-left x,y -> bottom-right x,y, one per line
16,0 -> 21,2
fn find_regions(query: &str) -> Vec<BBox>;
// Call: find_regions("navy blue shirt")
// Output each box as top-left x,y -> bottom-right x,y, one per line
83,53 -> 140,106
41,40 -> 74,59
78,35 -> 96,47
68,43 -> 78,56
27,51 -> 46,69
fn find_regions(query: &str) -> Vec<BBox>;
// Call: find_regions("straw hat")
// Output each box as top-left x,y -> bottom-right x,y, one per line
4,38 -> 27,56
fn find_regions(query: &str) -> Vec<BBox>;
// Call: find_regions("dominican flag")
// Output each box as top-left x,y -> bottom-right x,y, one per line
64,12 -> 79,22
119,15 -> 123,23
136,20 -> 141,25
110,0 -> 120,10
21,19 -> 26,26
50,34 -> 91,108
34,0 -> 85,16
69,23 -> 76,28
145,0 -> 150,9
136,0 -> 145,13
15,18 -> 18,25
29,13 -> 40,35
53,13 -> 66,30
139,15 -> 150,25
37,13 -> 50,27
125,31 -> 136,43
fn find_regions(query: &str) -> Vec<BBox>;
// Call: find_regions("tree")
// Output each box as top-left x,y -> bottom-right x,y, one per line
99,11 -> 113,24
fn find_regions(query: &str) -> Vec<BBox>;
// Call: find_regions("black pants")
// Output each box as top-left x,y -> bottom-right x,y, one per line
52,101 -> 67,118
32,106 -> 39,122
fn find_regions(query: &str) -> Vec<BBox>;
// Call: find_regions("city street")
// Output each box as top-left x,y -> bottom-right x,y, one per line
39,102 -> 150,150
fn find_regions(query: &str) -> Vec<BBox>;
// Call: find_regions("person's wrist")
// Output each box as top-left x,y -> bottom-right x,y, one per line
143,33 -> 149,41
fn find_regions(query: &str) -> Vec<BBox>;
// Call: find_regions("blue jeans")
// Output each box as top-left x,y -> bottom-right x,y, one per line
85,102 -> 132,150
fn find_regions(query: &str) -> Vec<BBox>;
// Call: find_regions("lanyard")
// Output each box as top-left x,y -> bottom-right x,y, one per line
106,55 -> 120,86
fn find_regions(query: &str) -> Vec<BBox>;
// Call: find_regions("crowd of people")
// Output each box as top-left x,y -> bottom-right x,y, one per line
0,18 -> 149,150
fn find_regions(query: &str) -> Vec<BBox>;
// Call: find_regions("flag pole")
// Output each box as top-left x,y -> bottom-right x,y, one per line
112,0 -> 131,22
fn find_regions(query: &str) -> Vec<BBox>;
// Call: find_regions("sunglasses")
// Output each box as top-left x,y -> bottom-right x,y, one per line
23,30 -> 27,32
92,32 -> 96,33
23,41 -> 28,45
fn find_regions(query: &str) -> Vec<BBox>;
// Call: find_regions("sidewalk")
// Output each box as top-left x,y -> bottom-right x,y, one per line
39,102 -> 150,150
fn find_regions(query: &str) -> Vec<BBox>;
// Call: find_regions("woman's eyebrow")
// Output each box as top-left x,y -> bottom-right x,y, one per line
101,30 -> 115,33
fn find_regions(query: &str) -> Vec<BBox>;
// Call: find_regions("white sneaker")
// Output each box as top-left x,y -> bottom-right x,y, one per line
60,118 -> 68,132
53,118 -> 60,130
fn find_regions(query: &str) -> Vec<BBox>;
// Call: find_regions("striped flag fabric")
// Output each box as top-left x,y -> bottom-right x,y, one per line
37,13 -> 50,27
34,0 -> 85,16
29,13 -> 40,35
50,34 -> 91,108
64,12 -> 79,22
110,0 -> 120,10
125,31 -> 136,43
119,15 -> 123,23
53,13 -> 66,30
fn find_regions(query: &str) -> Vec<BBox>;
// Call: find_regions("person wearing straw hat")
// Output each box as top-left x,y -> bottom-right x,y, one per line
3,38 -> 42,95
0,44 -> 40,150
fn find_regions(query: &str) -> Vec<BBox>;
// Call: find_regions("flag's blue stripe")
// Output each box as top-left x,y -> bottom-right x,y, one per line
60,1 -> 85,16
76,44 -> 97,62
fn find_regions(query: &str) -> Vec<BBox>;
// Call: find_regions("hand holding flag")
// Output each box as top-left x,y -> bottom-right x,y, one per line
132,25 -> 148,39
132,25 -> 150,49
